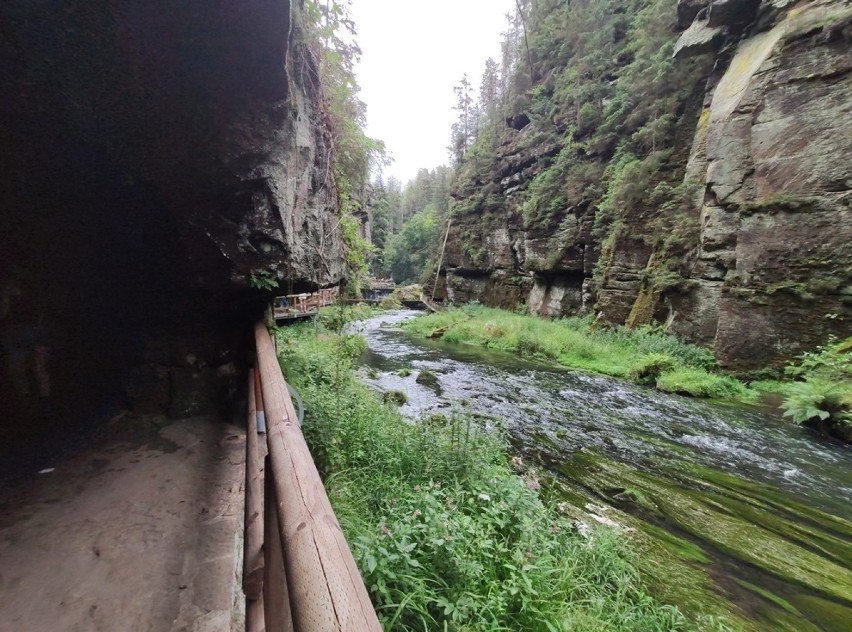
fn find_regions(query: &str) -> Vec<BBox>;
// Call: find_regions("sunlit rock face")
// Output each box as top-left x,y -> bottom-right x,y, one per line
0,0 -> 344,454
443,0 -> 851,372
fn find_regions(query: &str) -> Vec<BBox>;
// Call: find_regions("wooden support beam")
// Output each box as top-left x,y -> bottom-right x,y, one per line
254,324 -> 381,632
247,593 -> 266,632
244,369 -> 266,601
264,455 -> 294,632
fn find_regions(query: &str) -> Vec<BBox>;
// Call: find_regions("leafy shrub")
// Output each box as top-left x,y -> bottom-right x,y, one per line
378,294 -> 402,309
340,334 -> 367,359
383,390 -> 408,406
318,303 -> 376,329
781,379 -> 850,424
779,337 -> 852,435
249,268 -> 279,291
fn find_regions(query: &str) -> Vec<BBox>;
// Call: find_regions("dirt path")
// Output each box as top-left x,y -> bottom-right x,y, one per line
0,414 -> 246,631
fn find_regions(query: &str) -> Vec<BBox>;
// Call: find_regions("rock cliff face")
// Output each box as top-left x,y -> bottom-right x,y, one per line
0,0 -> 345,454
444,0 -> 851,372
667,0 -> 852,371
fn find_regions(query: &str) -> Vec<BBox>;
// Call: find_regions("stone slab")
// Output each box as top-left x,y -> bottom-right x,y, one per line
0,415 -> 246,631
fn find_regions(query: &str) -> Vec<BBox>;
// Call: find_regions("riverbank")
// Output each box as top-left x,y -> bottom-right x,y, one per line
274,319 -> 715,631
353,309 -> 852,630
400,306 -> 852,442
402,305 -> 750,399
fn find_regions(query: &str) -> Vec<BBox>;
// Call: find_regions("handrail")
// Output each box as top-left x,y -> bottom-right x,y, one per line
244,369 -> 268,632
253,323 -> 381,631
244,370 -> 265,598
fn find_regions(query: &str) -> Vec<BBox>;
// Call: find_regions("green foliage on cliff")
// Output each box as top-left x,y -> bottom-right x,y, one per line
449,0 -> 707,303
275,320 -> 697,631
299,0 -> 386,285
402,305 -> 752,400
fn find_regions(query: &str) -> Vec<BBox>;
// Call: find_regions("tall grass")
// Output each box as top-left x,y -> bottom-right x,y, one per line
274,322 -> 702,631
403,305 -> 751,400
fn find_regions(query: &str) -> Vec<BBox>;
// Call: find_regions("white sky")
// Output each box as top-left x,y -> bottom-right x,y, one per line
349,0 -> 516,184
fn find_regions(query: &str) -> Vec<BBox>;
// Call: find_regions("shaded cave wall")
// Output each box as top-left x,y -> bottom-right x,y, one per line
0,0 -> 345,461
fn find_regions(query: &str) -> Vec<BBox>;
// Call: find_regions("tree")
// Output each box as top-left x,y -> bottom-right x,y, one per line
367,178 -> 389,275
479,57 -> 500,140
371,165 -> 453,280
448,75 -> 476,165
384,206 -> 440,284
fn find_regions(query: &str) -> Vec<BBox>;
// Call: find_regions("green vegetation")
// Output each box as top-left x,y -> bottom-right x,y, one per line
370,168 -> 452,284
402,305 -> 752,400
249,268 -> 279,291
318,303 -> 376,330
382,390 -> 408,406
275,321 -> 699,631
378,294 -> 403,310
299,1 -> 386,290
778,337 -> 852,440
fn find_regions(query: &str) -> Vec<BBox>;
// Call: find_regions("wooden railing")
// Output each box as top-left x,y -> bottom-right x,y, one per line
244,324 -> 381,632
273,287 -> 339,320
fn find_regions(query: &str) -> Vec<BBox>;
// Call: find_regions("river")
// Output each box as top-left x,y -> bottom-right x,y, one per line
351,310 -> 852,631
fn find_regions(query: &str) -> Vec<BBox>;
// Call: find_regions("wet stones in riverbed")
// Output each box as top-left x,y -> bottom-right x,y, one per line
415,369 -> 442,396
383,390 -> 408,406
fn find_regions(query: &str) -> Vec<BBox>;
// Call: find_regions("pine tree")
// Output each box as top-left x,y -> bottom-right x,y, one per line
448,75 -> 475,165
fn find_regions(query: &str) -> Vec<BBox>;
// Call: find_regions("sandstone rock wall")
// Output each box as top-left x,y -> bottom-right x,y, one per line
0,0 -> 346,448
443,0 -> 851,371
668,0 -> 852,370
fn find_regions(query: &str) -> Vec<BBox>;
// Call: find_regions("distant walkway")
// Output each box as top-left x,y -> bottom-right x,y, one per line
273,287 -> 339,321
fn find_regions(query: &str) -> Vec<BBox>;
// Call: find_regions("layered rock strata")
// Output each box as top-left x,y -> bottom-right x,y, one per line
443,0 -> 851,371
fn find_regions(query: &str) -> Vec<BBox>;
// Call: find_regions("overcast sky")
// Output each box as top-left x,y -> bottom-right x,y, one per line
349,0 -> 516,184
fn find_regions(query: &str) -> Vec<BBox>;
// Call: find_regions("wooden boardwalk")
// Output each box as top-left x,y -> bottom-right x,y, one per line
272,288 -> 339,321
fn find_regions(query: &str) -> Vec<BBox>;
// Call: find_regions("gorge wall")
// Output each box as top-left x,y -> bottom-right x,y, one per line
443,0 -> 851,372
0,0 -> 345,457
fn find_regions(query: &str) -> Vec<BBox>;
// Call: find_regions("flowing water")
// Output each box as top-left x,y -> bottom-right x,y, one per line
352,310 -> 852,631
